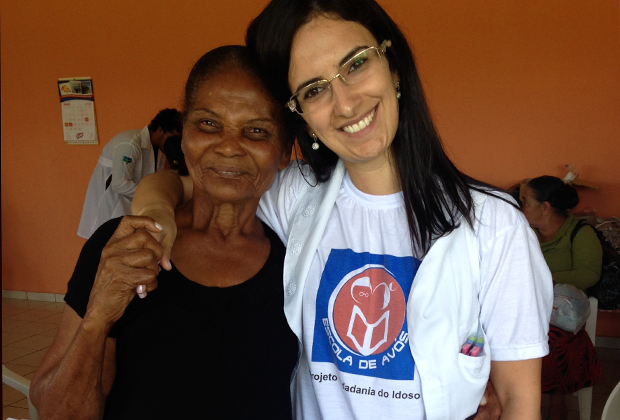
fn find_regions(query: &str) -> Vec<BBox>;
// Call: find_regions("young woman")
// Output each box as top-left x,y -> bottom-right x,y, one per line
133,1 -> 553,418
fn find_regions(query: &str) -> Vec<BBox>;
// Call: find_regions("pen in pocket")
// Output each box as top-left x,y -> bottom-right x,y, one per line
468,336 -> 484,357
460,322 -> 484,357
460,335 -> 477,355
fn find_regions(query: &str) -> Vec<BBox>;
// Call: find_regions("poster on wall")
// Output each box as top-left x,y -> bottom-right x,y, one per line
58,77 -> 98,145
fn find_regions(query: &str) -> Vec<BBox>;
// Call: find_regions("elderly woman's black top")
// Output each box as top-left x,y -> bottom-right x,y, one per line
65,217 -> 298,420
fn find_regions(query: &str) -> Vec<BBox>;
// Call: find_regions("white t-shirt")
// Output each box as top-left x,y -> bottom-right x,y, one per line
259,166 -> 550,420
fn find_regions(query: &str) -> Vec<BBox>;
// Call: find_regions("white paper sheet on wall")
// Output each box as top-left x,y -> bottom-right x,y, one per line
58,77 -> 98,145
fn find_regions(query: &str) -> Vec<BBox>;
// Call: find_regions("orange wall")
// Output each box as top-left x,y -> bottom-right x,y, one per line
2,0 -> 619,294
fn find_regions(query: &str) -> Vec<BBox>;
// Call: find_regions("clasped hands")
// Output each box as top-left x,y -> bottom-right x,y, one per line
84,216 -> 164,328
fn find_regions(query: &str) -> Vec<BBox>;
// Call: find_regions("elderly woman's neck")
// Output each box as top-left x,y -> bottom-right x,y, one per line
176,196 -> 262,238
537,212 -> 567,242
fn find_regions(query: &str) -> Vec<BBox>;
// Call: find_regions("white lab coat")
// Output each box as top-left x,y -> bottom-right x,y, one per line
258,159 -> 552,419
156,147 -> 167,172
77,126 -> 156,238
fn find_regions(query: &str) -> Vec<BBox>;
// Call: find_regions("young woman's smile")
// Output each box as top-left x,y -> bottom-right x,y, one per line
288,16 -> 400,171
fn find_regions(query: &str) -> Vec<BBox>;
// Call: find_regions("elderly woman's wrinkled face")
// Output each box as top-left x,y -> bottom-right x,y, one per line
183,68 -> 287,203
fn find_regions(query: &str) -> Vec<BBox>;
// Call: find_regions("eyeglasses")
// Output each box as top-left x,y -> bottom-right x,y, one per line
286,40 -> 391,115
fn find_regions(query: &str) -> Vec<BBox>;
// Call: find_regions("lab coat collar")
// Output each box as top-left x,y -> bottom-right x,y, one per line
139,125 -> 152,150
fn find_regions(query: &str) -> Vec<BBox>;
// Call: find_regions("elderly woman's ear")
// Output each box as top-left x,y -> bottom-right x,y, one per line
540,201 -> 553,216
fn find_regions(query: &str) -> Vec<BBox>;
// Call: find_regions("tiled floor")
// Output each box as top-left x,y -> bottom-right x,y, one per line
2,298 -> 63,420
2,297 -> 620,420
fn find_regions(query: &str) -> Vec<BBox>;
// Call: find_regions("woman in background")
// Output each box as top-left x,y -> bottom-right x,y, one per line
521,175 -> 602,420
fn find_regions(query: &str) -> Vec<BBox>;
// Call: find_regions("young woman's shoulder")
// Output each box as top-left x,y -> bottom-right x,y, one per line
264,160 -> 316,204
474,190 -> 528,237
278,159 -> 316,188
258,160 -> 318,244
474,190 -> 553,361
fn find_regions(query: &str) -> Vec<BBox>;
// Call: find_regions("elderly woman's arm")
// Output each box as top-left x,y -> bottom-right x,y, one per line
490,359 -> 542,420
30,217 -> 163,420
132,171 -> 193,270
552,225 -> 603,289
30,306 -> 116,420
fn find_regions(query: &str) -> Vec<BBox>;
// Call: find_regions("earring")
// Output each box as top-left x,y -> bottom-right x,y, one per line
396,81 -> 401,99
311,133 -> 320,150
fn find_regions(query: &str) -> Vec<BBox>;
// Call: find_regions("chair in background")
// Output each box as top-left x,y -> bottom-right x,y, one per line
601,381 -> 620,420
573,296 -> 599,420
2,364 -> 39,420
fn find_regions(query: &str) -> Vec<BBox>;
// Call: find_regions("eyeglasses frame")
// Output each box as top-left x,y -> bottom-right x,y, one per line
286,40 -> 392,114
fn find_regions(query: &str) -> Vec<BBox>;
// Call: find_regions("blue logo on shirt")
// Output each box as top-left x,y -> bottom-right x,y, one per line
122,156 -> 132,163
312,249 -> 420,380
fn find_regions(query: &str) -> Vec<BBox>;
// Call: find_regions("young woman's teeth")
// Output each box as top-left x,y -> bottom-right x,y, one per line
343,109 -> 375,133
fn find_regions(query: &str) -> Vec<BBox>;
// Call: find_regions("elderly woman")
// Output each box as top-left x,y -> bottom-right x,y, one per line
134,1 -> 553,418
521,175 -> 602,420
29,46 -> 298,419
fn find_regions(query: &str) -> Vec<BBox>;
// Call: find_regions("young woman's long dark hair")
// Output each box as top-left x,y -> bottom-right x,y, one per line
246,0 -> 500,253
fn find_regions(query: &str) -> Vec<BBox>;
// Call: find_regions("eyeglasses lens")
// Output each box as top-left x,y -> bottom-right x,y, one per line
295,47 -> 382,114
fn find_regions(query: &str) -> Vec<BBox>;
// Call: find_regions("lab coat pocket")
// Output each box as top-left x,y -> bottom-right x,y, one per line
456,352 -> 490,383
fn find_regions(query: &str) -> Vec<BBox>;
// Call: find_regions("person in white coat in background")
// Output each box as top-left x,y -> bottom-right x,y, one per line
77,108 -> 182,239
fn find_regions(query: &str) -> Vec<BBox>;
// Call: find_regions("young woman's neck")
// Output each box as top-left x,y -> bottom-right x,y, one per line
344,155 -> 401,195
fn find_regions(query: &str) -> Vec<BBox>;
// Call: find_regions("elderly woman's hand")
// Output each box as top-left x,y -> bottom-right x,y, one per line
84,216 -> 163,329
472,381 -> 502,420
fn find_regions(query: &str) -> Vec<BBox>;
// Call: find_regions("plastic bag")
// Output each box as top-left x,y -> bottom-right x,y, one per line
550,283 -> 591,333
